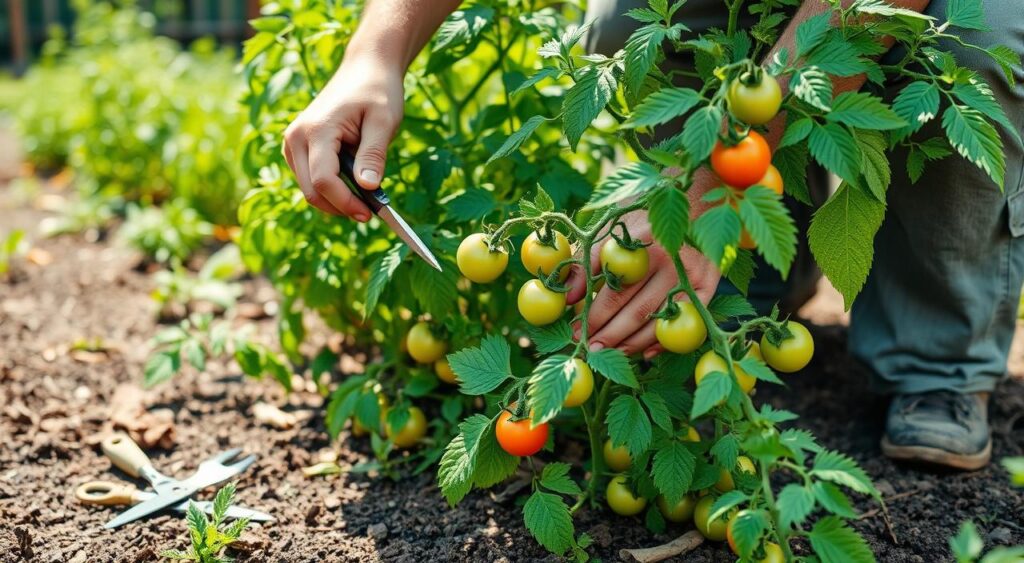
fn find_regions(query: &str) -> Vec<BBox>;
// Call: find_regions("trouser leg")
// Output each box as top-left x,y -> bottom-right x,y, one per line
849,0 -> 1024,394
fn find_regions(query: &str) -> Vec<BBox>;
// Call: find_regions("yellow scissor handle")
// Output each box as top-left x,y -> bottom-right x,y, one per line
75,481 -> 140,506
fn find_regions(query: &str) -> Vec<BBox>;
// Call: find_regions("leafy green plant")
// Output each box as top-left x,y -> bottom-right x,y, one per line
160,482 -> 250,563
151,244 -> 246,317
0,229 -> 27,278
145,312 -> 292,391
120,202 -> 213,264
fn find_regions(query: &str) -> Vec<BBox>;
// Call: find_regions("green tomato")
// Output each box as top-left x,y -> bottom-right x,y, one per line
406,322 -> 447,364
606,475 -> 647,516
655,301 -> 707,354
521,231 -> 571,281
727,71 -> 782,125
694,495 -> 732,541
599,239 -> 649,285
760,322 -> 814,373
563,359 -> 594,408
603,439 -> 632,472
517,279 -> 566,326
456,233 -> 508,283
658,494 -> 697,523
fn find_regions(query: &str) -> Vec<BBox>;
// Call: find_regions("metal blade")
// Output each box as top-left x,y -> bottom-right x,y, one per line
131,490 -> 275,522
377,205 -> 442,271
104,462 -> 246,529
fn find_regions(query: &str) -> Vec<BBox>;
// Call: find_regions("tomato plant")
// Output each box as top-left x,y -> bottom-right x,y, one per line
228,0 -> 1017,560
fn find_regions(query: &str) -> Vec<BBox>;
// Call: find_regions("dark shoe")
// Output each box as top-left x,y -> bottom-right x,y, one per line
881,391 -> 991,470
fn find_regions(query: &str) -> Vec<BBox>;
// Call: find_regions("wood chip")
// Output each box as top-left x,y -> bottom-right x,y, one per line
252,402 -> 297,429
619,530 -> 704,562
107,384 -> 176,449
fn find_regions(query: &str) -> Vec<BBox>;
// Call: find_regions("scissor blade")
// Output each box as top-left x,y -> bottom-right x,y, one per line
377,205 -> 442,271
104,464 -> 246,529
132,490 -> 275,522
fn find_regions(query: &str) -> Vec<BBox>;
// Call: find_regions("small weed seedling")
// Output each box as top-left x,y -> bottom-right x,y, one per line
161,483 -> 250,563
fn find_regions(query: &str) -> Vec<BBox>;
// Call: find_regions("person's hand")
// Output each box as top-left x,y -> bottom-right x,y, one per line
282,54 -> 404,220
565,209 -> 721,359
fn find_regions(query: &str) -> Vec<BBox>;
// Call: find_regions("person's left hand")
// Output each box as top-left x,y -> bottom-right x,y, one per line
564,209 -> 721,358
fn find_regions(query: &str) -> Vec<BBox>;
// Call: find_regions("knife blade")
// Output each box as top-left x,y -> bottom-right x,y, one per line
338,151 -> 442,271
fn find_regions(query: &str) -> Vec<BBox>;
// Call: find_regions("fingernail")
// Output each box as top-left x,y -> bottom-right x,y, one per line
589,342 -> 604,352
355,213 -> 370,222
360,169 -> 380,184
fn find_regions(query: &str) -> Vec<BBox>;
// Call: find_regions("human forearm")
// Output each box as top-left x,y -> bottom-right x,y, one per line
345,0 -> 463,69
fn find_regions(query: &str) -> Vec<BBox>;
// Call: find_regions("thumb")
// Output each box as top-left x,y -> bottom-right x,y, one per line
353,113 -> 397,190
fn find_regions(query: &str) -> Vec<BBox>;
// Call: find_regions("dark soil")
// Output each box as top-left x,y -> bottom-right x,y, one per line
1,179 -> 1022,563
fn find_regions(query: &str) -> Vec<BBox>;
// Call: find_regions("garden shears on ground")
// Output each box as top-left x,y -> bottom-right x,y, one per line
338,151 -> 442,271
76,433 -> 273,528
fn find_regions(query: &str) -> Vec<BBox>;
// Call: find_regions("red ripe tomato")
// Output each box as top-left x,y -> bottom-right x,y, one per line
495,409 -> 549,457
711,131 -> 771,189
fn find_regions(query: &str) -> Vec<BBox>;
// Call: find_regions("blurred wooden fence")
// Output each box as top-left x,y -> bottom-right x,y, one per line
2,0 -> 261,72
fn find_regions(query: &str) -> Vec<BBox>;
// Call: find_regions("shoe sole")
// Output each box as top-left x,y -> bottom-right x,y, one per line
880,436 -> 991,471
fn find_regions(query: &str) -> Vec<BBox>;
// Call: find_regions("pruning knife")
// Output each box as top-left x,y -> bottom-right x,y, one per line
338,151 -> 442,271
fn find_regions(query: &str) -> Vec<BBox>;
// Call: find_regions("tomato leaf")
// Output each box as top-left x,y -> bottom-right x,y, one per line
790,66 -> 833,111
854,130 -> 891,202
891,81 -> 940,141
528,355 -> 576,424
640,392 -> 672,432
809,517 -> 876,563
587,347 -> 639,388
708,294 -> 755,322
811,450 -> 878,496
739,185 -> 798,278
624,24 -> 666,94
681,105 -> 723,163
523,491 -> 574,555
693,204 -> 741,268
562,64 -> 617,150
730,509 -> 769,557
942,104 -> 1005,189
487,115 -> 550,165
691,370 -> 731,418
709,490 -> 748,522
813,481 -> 858,518
795,11 -> 831,56
808,122 -> 862,184
945,0 -> 989,31
606,395 -> 653,457
773,143 -> 811,205
449,335 -> 513,395
432,6 -> 494,52
438,414 -> 491,506
710,435 -> 740,471
807,182 -> 886,309
584,162 -> 662,211
528,321 -> 574,354
540,462 -> 583,496
648,186 -> 690,255
622,87 -> 702,129
652,441 -> 696,505
826,92 -> 906,130
777,483 -> 816,529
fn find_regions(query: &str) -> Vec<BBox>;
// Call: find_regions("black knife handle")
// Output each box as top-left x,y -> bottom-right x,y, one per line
338,151 -> 389,213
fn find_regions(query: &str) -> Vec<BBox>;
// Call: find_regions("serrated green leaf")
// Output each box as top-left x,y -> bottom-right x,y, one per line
410,259 -> 459,318
649,186 -> 690,254
681,106 -> 723,163
796,12 -> 831,56
808,122 -> 862,183
777,483 -> 816,529
773,143 -> 811,205
641,392 -> 672,432
607,395 -> 653,457
524,491 -> 574,555
528,322 -> 574,354
587,347 -> 639,388
807,182 -> 886,309
809,516 -> 876,563
487,115 -> 549,165
433,6 -> 494,52
779,118 -> 814,149
438,414 -> 489,505
449,336 -> 513,395
473,422 -> 520,487
541,463 -> 583,496
144,350 -> 180,387
790,66 -> 833,111
855,130 -> 891,202
946,0 -> 989,30
512,67 -> 562,96
942,104 -> 1004,188
623,87 -> 701,128
986,44 -> 1021,86
812,481 -> 858,518
708,294 -> 755,322
812,450 -> 877,495
691,370 -> 731,418
739,185 -> 798,277
826,92 -> 906,130
652,441 -> 696,504
693,204 -> 741,267
709,490 -> 748,522
585,162 -> 662,210
624,25 -> 666,94
807,35 -> 868,76
563,65 -> 617,150
737,357 -> 784,384
892,81 -> 940,140
711,435 -> 740,470
528,355 -> 576,424
952,81 -> 1022,146
730,509 -> 769,557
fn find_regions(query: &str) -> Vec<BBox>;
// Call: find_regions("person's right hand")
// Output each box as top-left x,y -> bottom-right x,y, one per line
282,54 -> 404,221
